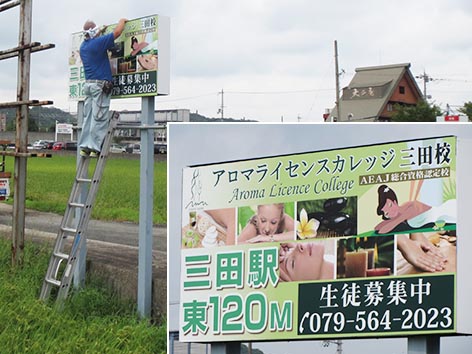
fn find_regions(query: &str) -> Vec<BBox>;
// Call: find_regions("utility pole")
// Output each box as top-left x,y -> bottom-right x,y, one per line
334,40 -> 341,122
217,89 -> 224,119
415,70 -> 433,101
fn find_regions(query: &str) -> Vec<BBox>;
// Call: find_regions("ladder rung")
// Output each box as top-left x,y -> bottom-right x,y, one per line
45,277 -> 61,287
61,226 -> 77,234
69,202 -> 85,208
53,252 -> 69,260
77,177 -> 92,183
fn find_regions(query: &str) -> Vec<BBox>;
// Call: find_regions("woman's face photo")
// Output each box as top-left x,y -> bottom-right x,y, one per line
281,243 -> 325,281
381,198 -> 400,219
256,205 -> 282,235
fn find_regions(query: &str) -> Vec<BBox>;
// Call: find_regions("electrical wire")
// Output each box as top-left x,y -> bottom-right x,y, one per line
225,88 -> 333,95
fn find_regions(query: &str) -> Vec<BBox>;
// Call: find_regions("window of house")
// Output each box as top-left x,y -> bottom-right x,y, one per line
399,86 -> 405,94
387,103 -> 393,112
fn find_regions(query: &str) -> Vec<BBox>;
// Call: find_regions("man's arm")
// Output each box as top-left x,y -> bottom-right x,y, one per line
113,18 -> 127,39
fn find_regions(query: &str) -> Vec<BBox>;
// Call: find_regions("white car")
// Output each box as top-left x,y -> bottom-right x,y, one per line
109,144 -> 126,153
32,140 -> 49,150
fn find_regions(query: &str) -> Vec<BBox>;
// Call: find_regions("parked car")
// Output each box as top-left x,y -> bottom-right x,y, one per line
64,141 -> 77,151
44,141 -> 55,149
154,143 -> 167,154
52,142 -> 65,150
32,140 -> 49,150
125,143 -> 141,154
110,144 -> 126,153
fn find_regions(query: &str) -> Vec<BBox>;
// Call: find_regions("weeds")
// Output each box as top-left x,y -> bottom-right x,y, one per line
0,238 -> 166,353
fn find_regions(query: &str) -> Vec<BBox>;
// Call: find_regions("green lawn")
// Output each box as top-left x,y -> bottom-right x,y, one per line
2,155 -> 166,224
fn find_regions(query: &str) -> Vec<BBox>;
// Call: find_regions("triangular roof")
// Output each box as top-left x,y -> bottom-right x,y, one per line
330,63 -> 423,121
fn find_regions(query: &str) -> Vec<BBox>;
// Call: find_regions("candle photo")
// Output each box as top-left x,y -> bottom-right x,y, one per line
345,250 -> 368,278
367,248 -> 375,269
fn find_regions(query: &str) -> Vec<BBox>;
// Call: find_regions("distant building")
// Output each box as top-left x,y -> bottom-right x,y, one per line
118,109 -> 190,124
327,63 -> 423,122
117,108 -> 190,142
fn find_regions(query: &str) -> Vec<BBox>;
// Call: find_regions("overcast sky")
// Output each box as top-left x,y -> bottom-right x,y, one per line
1,0 -> 472,122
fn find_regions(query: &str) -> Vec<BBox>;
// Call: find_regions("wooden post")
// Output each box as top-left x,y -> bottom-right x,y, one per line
12,0 -> 33,266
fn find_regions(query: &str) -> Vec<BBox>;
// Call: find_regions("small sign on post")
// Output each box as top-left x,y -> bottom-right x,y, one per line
436,114 -> 468,122
0,140 -> 11,200
0,174 -> 10,201
55,122 -> 74,141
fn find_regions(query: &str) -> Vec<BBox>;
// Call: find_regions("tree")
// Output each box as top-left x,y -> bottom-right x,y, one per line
390,100 -> 442,122
458,101 -> 472,121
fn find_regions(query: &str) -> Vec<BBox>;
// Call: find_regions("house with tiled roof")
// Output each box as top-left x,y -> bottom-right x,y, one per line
328,63 -> 423,122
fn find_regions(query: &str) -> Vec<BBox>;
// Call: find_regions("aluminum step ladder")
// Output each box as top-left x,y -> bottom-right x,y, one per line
40,111 -> 119,305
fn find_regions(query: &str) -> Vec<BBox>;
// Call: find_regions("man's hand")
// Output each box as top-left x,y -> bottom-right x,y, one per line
113,18 -> 128,39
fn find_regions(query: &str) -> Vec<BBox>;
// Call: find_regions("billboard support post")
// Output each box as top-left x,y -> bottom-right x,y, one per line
211,342 -> 242,354
407,336 -> 439,354
73,100 -> 87,288
137,95 -> 154,318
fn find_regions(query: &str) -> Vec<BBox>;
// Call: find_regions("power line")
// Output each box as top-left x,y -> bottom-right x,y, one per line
156,92 -> 216,103
225,88 -> 333,95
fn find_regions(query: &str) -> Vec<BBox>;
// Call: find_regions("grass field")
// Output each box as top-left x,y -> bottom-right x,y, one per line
0,238 -> 166,353
2,154 -> 166,224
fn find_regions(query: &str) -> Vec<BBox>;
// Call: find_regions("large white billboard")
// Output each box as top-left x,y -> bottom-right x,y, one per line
177,135 -> 472,342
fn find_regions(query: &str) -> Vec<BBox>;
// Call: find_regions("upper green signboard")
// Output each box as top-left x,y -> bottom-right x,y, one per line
68,14 -> 170,101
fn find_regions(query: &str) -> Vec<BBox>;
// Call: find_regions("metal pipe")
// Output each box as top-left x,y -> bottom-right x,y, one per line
0,43 -> 55,61
137,96 -> 155,318
0,0 -> 20,13
0,100 -> 53,108
116,124 -> 164,130
0,151 -> 51,158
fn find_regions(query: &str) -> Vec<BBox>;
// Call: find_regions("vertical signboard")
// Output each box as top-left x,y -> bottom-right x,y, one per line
68,14 -> 170,101
179,136 -> 461,342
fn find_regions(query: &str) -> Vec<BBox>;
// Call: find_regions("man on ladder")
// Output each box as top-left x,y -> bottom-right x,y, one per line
79,17 -> 126,157
39,17 -> 127,306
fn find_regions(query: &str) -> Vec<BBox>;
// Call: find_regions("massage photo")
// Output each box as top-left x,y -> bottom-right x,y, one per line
278,240 -> 335,282
374,179 -> 456,234
237,202 -> 295,244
